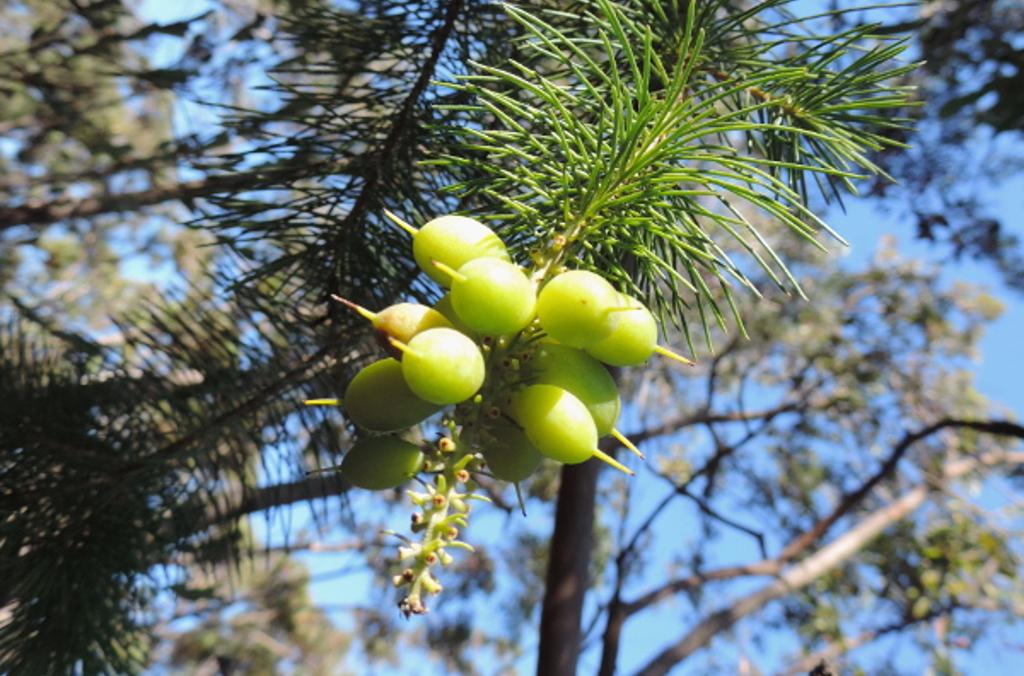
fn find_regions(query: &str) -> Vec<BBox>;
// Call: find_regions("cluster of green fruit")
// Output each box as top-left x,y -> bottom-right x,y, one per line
319,212 -> 691,485
307,210 -> 690,614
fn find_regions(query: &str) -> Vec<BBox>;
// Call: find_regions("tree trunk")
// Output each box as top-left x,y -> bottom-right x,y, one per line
536,459 -> 600,676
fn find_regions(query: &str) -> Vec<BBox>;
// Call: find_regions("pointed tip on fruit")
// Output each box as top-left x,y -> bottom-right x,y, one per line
654,344 -> 696,366
330,294 -> 378,323
591,448 -> 634,476
513,482 -> 528,517
304,398 -> 340,406
383,208 -> 419,236
431,259 -> 467,283
611,428 -> 645,460
388,336 -> 412,355
305,464 -> 342,476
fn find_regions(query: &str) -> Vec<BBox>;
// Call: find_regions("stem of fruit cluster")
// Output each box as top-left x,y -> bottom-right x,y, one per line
533,216 -> 588,285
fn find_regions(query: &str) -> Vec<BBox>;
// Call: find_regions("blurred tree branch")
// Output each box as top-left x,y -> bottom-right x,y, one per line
631,423 -> 1024,676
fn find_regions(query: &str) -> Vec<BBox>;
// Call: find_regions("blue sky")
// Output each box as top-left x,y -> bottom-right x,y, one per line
133,0 -> 1024,673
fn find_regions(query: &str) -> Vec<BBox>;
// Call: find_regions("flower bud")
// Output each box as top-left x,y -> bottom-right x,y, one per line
421,573 -> 443,595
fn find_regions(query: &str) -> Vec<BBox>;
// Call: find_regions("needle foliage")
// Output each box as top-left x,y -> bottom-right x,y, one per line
434,0 -> 915,349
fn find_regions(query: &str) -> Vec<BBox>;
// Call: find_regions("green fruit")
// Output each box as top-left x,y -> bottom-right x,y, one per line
584,294 -> 657,366
432,293 -> 476,336
480,420 -> 543,482
509,384 -> 598,464
398,328 -> 486,405
413,215 -> 510,287
373,303 -> 453,344
585,294 -> 692,367
536,270 -> 620,348
341,436 -> 424,489
344,358 -> 441,431
332,296 -> 452,357
533,343 -> 620,436
444,258 -> 536,335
